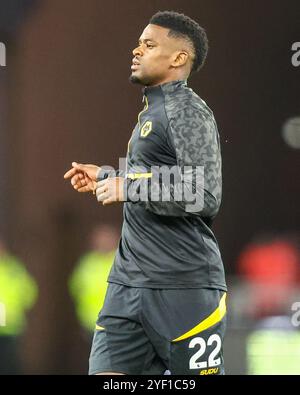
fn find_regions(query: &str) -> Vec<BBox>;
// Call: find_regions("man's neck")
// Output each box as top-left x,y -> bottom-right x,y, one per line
147,75 -> 188,87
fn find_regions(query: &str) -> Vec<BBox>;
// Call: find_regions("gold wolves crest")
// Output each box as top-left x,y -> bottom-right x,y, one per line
140,121 -> 152,137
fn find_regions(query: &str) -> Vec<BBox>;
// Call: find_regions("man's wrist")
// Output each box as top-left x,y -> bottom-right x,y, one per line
96,167 -> 115,182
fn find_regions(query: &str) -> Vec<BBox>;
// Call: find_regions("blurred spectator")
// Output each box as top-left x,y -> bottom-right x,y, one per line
238,236 -> 300,318
236,235 -> 300,374
69,224 -> 119,332
0,238 -> 38,374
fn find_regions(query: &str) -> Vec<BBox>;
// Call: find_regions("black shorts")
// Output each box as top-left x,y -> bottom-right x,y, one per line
89,283 -> 227,375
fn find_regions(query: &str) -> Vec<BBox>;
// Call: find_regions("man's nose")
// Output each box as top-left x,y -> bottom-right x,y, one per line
132,45 -> 143,57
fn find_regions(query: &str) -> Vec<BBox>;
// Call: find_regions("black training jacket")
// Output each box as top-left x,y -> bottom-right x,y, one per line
98,79 -> 227,290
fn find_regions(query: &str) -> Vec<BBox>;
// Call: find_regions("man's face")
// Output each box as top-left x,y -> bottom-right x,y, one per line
130,24 -> 185,87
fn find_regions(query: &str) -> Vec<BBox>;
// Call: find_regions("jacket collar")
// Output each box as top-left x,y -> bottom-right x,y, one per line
142,79 -> 187,102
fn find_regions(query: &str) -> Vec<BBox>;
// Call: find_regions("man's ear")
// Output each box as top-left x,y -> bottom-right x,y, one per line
171,50 -> 189,68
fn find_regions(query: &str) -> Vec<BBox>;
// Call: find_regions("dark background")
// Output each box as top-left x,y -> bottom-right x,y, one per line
0,0 -> 299,374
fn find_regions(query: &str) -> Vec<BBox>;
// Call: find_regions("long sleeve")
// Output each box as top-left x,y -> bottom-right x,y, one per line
97,167 -> 126,181
125,105 -> 222,219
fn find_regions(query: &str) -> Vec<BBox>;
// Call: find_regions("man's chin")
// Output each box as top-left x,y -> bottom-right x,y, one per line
129,74 -> 143,85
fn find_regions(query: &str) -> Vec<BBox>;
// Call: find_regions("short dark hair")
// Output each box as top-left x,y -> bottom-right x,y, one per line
149,10 -> 208,73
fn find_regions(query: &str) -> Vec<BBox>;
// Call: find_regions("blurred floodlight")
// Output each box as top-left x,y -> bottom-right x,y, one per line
282,117 -> 300,149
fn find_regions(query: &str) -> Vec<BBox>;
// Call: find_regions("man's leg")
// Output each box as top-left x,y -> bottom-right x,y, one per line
141,288 -> 227,375
89,283 -> 166,375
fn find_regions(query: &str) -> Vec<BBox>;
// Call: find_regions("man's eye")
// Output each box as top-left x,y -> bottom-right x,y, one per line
147,44 -> 154,48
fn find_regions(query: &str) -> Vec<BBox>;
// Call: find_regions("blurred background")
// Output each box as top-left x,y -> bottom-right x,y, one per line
0,0 -> 299,374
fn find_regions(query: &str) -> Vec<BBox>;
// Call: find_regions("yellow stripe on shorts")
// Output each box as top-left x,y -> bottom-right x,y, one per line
172,293 -> 227,342
95,324 -> 105,331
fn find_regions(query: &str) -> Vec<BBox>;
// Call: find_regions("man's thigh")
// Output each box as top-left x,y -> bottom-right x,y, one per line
141,288 -> 227,375
88,283 -> 166,375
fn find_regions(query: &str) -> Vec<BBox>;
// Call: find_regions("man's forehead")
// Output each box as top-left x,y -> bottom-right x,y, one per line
138,24 -> 170,42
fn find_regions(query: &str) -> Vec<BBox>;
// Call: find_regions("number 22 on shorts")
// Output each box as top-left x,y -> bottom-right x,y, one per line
189,334 -> 221,370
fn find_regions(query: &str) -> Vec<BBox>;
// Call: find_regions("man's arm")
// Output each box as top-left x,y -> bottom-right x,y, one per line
124,106 -> 222,218
96,167 -> 126,181
64,162 -> 126,205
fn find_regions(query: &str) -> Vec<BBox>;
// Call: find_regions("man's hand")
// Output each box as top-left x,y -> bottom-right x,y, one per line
64,162 -> 100,193
96,177 -> 125,205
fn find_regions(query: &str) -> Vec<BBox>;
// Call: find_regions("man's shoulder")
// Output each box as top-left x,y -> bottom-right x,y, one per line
162,84 -> 214,121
